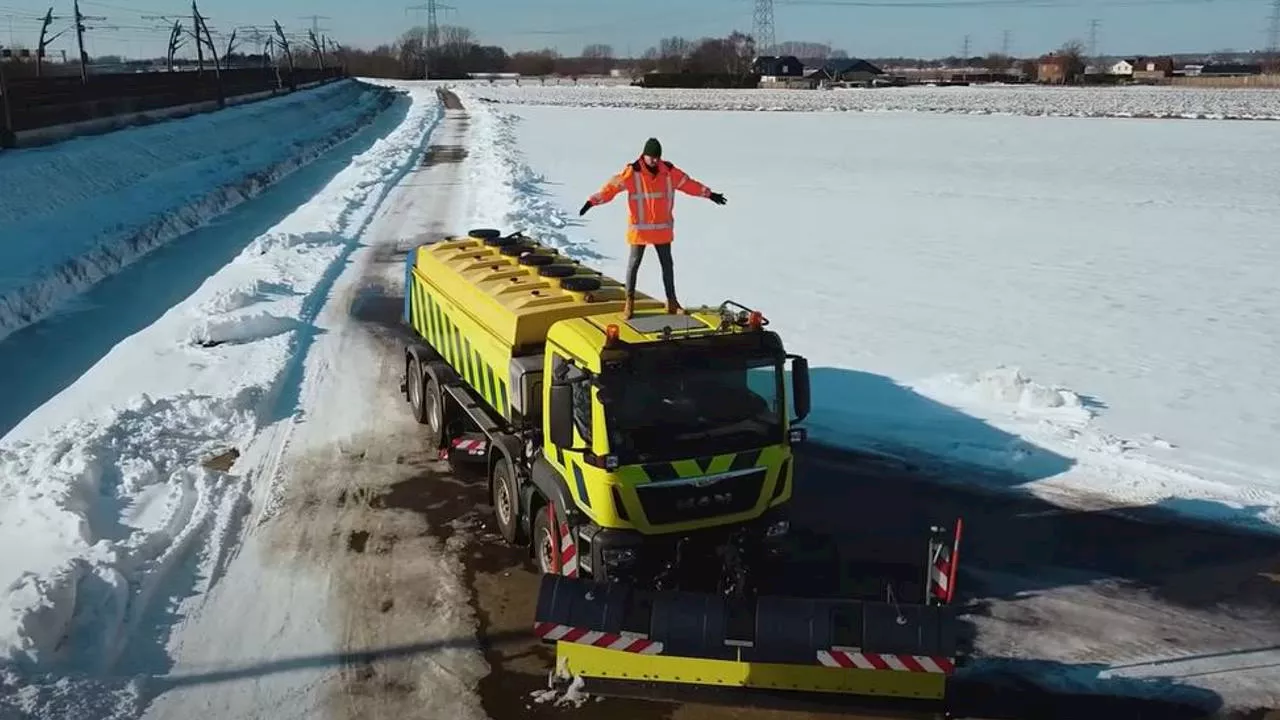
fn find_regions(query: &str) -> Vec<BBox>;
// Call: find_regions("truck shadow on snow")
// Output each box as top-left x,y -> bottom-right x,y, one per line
777,366 -> 1280,718
0,92 -> 414,438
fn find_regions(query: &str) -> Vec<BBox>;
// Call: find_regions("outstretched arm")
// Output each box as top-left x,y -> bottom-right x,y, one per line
669,165 -> 725,204
581,166 -> 633,214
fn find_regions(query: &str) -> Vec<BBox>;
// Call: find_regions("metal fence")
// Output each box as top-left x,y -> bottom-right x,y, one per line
1,66 -> 347,148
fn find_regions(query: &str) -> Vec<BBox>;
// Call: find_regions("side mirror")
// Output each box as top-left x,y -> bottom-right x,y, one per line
791,355 -> 811,422
548,383 -> 575,447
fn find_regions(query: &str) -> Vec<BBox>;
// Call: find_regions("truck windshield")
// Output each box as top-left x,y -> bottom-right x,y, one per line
600,353 -> 783,464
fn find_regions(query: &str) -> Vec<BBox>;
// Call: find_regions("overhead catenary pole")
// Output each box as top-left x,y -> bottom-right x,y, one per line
36,8 -> 55,77
166,19 -> 183,71
308,29 -> 325,71
191,1 -> 204,72
74,0 -> 88,82
273,20 -> 295,89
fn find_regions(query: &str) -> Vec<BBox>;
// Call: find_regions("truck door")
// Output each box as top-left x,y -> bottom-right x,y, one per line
546,347 -> 600,511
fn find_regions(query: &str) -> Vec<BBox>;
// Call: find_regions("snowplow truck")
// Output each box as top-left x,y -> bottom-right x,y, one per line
399,229 -> 963,715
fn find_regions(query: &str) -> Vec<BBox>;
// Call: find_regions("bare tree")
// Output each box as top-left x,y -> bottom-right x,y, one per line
984,52 -> 1012,71
438,24 -> 472,57
1058,40 -> 1087,81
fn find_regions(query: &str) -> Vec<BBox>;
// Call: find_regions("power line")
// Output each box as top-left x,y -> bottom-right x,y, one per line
961,32 -> 970,58
299,13 -> 329,35
778,0 -> 1256,8
753,0 -> 776,54
1088,17 -> 1100,58
405,1 -> 452,49
1268,0 -> 1279,58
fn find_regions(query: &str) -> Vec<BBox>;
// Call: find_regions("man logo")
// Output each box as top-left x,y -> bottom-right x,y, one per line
677,492 -> 733,511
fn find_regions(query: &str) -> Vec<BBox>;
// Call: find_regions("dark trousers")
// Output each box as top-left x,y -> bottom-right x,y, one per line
625,243 -> 676,301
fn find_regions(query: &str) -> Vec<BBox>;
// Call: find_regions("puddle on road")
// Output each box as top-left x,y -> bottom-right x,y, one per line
422,143 -> 469,166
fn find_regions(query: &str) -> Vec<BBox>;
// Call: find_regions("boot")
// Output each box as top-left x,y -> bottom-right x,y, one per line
623,295 -> 635,319
666,297 -> 683,315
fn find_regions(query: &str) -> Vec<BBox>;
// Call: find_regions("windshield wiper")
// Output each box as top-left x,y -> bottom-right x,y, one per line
672,417 -> 760,443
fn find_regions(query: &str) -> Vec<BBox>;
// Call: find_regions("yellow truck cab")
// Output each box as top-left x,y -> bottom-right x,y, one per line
400,228 -> 811,589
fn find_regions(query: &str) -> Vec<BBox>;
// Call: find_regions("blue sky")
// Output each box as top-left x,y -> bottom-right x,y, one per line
0,0 -> 1271,60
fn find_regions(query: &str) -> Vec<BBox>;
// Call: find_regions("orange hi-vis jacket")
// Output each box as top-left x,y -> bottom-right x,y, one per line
589,158 -> 712,245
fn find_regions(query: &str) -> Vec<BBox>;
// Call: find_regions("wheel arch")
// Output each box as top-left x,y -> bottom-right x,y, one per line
523,456 -> 577,555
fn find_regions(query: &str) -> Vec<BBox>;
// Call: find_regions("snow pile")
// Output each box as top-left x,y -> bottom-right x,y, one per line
464,83 -> 1280,120
922,367 -> 1095,423
0,79 -> 397,343
0,84 -> 443,709
456,100 -> 604,260
527,657 -> 593,709
0,390 -> 255,669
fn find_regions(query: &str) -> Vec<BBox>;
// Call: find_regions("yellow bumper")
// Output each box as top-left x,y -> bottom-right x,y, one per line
556,642 -> 948,700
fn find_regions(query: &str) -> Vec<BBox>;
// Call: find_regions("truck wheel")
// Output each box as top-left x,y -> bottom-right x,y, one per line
533,507 -> 557,575
407,355 -> 429,425
423,373 -> 444,436
490,455 -> 522,545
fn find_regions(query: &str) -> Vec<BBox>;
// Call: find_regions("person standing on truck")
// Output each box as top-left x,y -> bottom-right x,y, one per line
578,137 -> 727,319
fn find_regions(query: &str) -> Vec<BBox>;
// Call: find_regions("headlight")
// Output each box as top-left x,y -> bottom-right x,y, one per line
602,547 -> 636,566
765,519 -> 789,538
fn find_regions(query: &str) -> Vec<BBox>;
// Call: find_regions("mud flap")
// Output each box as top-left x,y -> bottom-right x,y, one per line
545,500 -> 579,578
439,433 -> 488,462
533,573 -> 958,708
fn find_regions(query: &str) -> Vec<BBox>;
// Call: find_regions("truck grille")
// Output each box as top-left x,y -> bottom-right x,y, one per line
634,468 -> 767,526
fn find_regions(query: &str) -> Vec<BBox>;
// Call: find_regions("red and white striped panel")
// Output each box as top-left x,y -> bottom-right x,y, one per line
558,519 -> 579,578
818,649 -> 955,674
533,622 -> 663,654
450,437 -> 487,455
931,543 -> 952,601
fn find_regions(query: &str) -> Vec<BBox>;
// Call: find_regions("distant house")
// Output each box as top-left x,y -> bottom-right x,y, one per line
752,55 -> 804,77
806,58 -> 885,85
1036,54 -> 1073,84
1131,56 -> 1174,81
1109,59 -> 1135,76
1200,63 -> 1263,76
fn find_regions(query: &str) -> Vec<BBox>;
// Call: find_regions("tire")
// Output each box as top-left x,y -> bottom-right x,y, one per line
407,355 -> 429,425
533,505 -> 558,575
424,373 -> 444,437
490,455 -> 522,545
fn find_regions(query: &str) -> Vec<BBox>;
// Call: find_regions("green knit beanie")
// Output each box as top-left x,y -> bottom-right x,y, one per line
642,137 -> 662,158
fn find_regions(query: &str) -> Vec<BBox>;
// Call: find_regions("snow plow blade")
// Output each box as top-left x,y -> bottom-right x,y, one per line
533,572 -> 960,714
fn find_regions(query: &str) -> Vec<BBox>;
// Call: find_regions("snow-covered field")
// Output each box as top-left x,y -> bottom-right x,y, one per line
0,79 -> 395,342
451,84 -> 1280,537
464,81 -> 1280,120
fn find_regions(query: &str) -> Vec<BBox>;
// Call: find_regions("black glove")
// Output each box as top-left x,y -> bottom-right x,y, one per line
579,201 -> 592,216
709,192 -> 726,205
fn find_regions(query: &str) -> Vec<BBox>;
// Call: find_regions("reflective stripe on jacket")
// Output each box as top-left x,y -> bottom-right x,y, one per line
589,158 -> 711,245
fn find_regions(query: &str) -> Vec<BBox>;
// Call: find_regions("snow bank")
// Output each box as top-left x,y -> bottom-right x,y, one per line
457,102 -> 603,260
465,83 -> 1280,120
0,79 -> 397,343
0,84 -> 443,708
